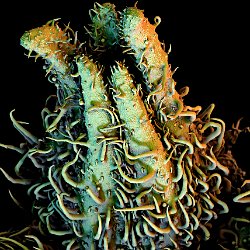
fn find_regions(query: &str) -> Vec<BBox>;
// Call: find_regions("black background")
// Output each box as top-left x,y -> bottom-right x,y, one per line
0,0 -> 249,242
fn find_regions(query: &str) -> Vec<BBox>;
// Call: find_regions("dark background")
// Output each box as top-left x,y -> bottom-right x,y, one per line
0,0 -> 249,243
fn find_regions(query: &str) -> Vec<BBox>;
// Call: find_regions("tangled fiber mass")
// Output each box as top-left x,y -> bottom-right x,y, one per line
0,2 -> 249,249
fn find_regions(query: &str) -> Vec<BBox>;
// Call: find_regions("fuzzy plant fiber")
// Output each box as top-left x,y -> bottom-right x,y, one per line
0,2 -> 249,250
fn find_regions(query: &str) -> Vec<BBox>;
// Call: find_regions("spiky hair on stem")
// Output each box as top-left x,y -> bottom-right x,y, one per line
0,2 -> 249,250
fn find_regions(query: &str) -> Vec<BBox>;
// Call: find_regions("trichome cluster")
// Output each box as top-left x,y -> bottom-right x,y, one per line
0,2 -> 249,249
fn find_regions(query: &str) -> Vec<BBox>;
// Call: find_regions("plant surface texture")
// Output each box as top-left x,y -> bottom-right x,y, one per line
0,2 -> 249,250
